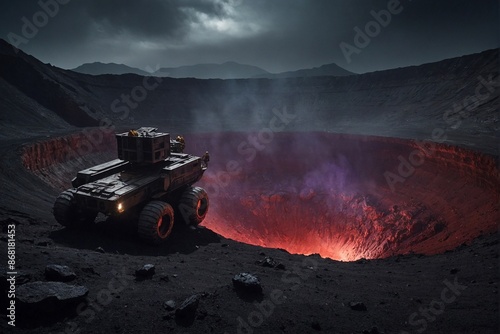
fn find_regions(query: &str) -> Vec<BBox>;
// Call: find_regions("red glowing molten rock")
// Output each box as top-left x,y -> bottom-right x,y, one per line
189,132 -> 498,261
21,131 -> 498,261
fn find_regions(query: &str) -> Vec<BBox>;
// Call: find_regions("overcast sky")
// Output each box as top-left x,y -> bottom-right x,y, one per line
0,0 -> 498,74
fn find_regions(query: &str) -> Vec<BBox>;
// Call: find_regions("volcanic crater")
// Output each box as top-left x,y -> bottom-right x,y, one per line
2,41 -> 499,333
21,130 -> 499,261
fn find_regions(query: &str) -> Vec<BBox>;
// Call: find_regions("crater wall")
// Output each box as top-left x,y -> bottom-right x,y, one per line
21,130 -> 498,260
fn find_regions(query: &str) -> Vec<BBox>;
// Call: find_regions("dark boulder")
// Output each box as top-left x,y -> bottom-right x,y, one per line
16,281 -> 88,325
175,294 -> 200,326
232,273 -> 262,295
45,264 -> 76,282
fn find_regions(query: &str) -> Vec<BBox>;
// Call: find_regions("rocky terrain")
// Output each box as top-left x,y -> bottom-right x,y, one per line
0,38 -> 498,333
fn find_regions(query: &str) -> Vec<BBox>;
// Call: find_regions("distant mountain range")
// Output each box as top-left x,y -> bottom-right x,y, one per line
72,62 -> 151,76
71,61 -> 354,79
253,63 -> 353,78
155,61 -> 270,79
1,36 -> 498,156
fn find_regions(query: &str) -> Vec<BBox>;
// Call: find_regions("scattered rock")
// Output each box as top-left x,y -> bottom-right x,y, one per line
232,273 -> 262,294
175,294 -> 199,325
17,281 -> 88,305
95,247 -> 105,253
163,300 -> 176,311
450,268 -> 460,274
256,256 -> 285,270
221,243 -> 229,247
260,257 -> 275,267
45,265 -> 76,282
135,264 -> 155,279
349,301 -> 367,311
16,281 -> 88,322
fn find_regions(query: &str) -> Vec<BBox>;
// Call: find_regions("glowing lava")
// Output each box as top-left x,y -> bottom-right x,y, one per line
22,131 -> 499,261
193,132 -> 499,261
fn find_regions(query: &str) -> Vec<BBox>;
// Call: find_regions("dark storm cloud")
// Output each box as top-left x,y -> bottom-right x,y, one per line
0,0 -> 235,68
82,0 -> 187,38
80,0 -> 230,38
0,0 -> 497,73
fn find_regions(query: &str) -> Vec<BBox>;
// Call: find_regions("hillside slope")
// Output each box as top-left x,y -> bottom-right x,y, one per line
0,39 -> 497,154
0,41 -> 498,334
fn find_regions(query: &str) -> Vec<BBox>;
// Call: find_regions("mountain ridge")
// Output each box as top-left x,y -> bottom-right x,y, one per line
0,38 -> 497,156
155,61 -> 270,79
253,62 -> 354,78
70,59 -> 354,79
72,62 -> 150,76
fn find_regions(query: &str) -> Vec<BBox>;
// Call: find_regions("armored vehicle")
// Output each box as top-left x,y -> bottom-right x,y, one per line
53,127 -> 209,244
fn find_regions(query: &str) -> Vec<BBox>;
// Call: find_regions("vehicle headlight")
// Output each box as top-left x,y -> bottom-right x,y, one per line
117,203 -> 124,213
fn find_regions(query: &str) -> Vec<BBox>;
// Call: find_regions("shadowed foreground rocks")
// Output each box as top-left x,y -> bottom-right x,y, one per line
16,281 -> 88,326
